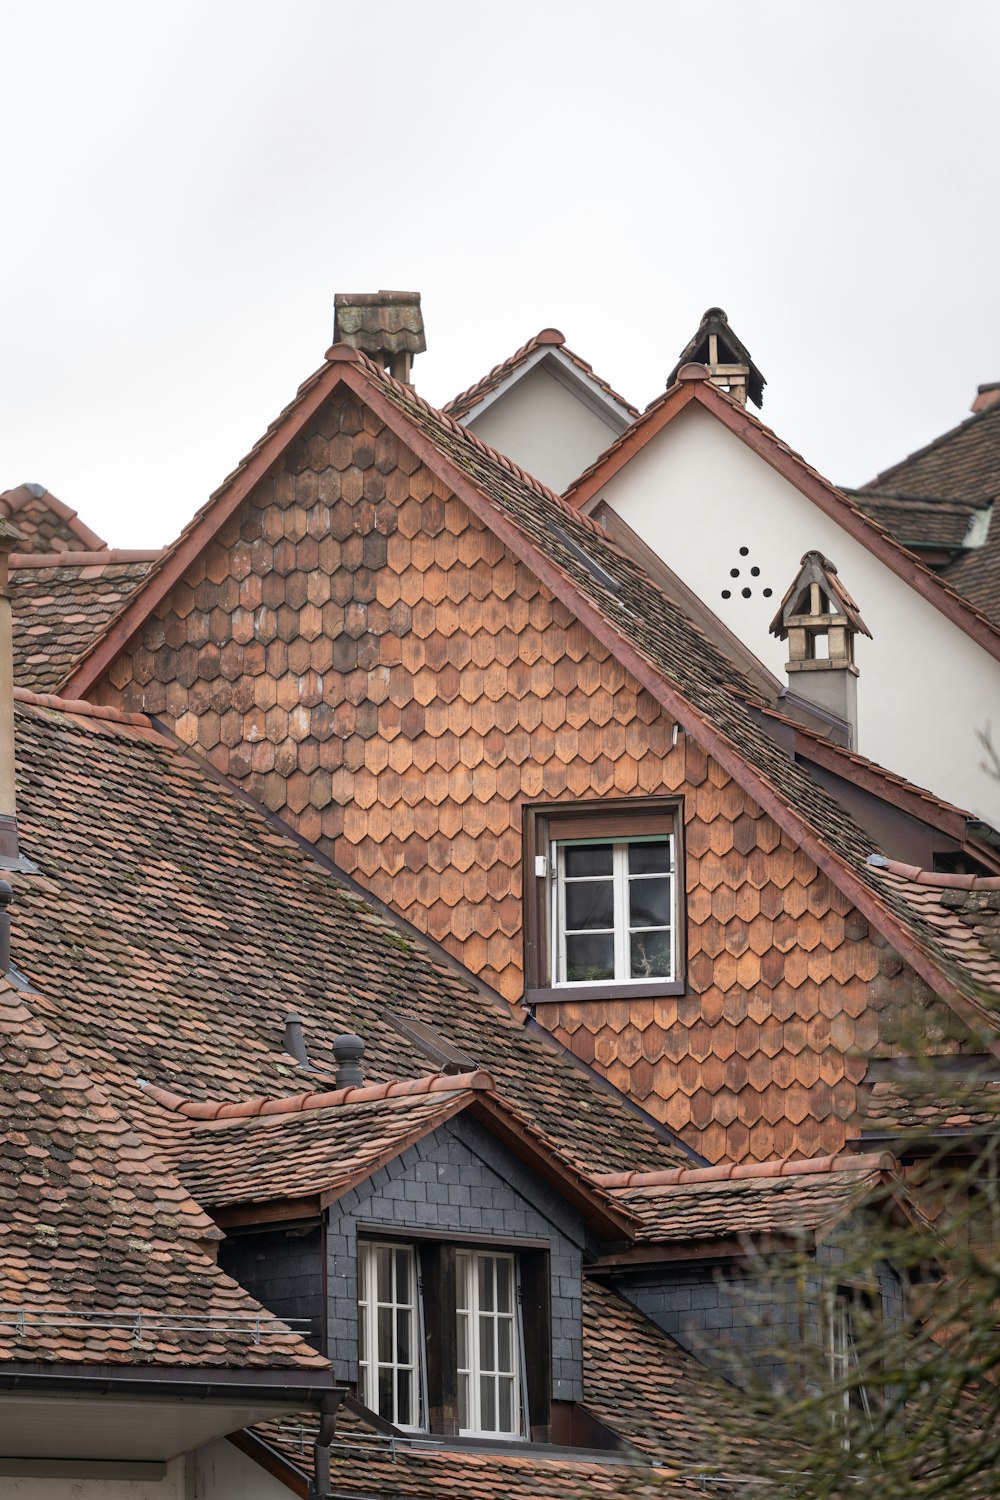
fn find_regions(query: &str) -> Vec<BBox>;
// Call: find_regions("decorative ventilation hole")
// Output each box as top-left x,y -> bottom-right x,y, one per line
720,545 -> 772,602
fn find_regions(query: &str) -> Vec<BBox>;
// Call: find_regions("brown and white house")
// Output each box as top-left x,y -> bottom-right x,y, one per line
0,292 -> 997,1497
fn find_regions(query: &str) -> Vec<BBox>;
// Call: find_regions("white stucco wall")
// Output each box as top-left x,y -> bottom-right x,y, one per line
593,402 -> 1000,828
0,1438 -> 290,1500
468,364 -> 624,495
0,1460 -> 187,1500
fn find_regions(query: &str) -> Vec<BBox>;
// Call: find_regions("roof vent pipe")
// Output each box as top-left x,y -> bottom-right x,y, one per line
0,881 -> 10,974
283,1012 -> 311,1069
332,1034 -> 365,1088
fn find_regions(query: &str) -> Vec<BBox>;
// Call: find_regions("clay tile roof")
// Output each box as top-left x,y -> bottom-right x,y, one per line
854,494 -> 981,552
0,983 -> 327,1371
858,401 -> 1000,625
151,1080 -> 486,1207
861,1074 -> 1000,1138
9,692 -> 686,1180
251,1282 -> 778,1497
592,1153 -> 894,1243
0,484 -> 106,554
867,859 -> 1000,997
443,330 -> 639,422
9,553 -> 161,690
346,358 -> 1000,1035
333,291 -> 426,356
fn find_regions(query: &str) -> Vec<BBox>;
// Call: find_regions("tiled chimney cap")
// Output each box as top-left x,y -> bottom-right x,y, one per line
333,291 -> 426,357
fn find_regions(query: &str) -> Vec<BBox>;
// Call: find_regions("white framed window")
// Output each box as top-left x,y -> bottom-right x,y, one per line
456,1249 -> 522,1437
358,1241 -> 422,1429
552,836 -> 674,987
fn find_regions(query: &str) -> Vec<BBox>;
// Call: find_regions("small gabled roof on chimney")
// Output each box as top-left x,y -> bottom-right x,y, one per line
667,306 -> 766,408
769,550 -> 872,641
332,291 -> 426,357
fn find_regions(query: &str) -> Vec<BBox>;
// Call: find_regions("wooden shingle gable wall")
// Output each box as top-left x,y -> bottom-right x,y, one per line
83,379 -> 946,1165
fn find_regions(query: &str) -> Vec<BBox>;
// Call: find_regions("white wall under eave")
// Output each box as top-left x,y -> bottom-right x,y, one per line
595,402 -> 1000,830
468,364 -> 625,495
0,1439 -> 291,1500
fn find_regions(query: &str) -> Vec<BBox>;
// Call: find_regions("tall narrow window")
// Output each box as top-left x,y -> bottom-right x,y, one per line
358,1241 -> 422,1429
456,1249 -> 521,1437
553,837 -> 674,986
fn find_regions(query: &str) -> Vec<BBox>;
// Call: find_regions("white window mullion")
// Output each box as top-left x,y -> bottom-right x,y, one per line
612,843 -> 627,981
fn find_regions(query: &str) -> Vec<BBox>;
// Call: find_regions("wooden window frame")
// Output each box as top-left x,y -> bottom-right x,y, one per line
523,797 -> 687,1003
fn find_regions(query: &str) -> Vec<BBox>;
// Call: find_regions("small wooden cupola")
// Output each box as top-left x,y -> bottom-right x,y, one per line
770,551 -> 871,749
332,290 -> 426,385
667,307 -> 766,408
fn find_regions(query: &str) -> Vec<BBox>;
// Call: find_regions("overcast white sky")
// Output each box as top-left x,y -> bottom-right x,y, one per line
3,1 -> 998,547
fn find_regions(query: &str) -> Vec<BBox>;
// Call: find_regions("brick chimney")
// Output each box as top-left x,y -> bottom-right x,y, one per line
667,307 -> 766,408
971,382 -> 1000,415
332,291 -> 426,385
770,551 -> 871,750
0,518 -> 24,866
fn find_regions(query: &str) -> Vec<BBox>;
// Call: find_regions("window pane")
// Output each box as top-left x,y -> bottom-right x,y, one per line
498,1318 -> 512,1371
566,931 -> 614,981
478,1256 -> 494,1312
458,1370 -> 469,1430
396,1306 -> 410,1364
457,1308 -> 468,1369
565,879 -> 613,931
397,1368 -> 411,1427
480,1314 -> 495,1371
375,1245 -> 392,1301
628,839 -> 671,875
563,843 -> 612,878
377,1305 -> 392,1363
630,929 -> 672,979
480,1375 -> 496,1432
496,1260 -> 513,1314
456,1253 -> 469,1313
394,1248 -> 410,1293
378,1367 -> 393,1416
629,876 -> 670,928
498,1375 -> 513,1432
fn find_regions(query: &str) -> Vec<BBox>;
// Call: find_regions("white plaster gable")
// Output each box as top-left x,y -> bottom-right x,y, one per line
588,400 -> 1000,829
464,355 -> 633,496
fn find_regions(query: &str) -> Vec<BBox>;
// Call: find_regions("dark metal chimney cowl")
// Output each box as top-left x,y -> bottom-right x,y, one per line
332,1034 -> 365,1088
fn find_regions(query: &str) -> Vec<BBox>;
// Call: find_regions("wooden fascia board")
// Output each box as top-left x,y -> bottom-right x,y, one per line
564,384 -> 696,508
61,363 -> 352,698
349,370 -> 999,1046
788,728 -> 972,845
212,1196 -> 323,1229
691,384 -> 1000,664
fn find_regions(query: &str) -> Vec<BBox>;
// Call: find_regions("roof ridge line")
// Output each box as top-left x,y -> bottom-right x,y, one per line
10,548 -> 163,569
140,1069 -> 495,1121
348,348 -> 611,537
594,1151 -> 897,1190
868,855 -> 1000,892
861,400 -> 1000,493
13,685 -> 155,728
442,329 -> 639,423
